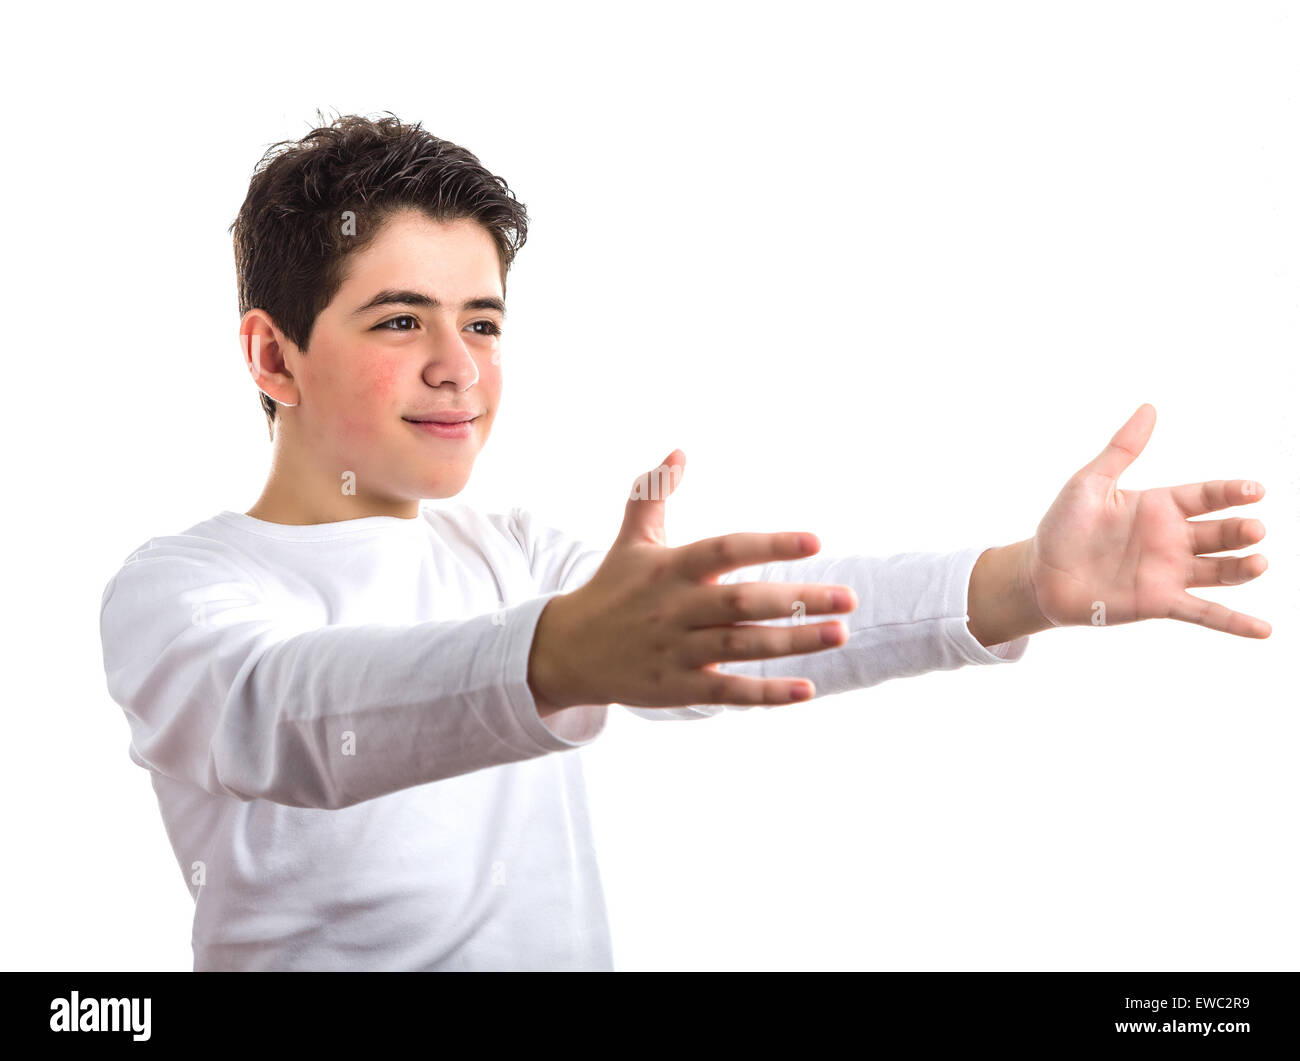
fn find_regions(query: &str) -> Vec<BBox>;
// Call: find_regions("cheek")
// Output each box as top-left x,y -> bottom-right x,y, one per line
480,355 -> 503,398
331,356 -> 403,441
358,357 -> 402,405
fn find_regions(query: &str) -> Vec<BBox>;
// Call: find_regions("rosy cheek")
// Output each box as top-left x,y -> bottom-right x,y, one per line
359,358 -> 401,404
479,355 -> 503,395
331,357 -> 402,440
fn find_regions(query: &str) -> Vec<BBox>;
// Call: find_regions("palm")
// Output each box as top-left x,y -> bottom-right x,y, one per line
1024,405 -> 1270,638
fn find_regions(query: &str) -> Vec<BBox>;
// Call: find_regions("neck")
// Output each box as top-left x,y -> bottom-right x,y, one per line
245,420 -> 421,525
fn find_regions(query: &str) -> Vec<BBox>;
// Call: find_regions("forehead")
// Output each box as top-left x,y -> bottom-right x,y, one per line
342,210 -> 502,292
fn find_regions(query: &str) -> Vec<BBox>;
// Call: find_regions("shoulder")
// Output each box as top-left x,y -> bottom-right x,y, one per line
100,515 -> 267,618
419,501 -> 533,552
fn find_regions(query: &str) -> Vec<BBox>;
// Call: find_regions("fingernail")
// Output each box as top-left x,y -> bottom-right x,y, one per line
821,624 -> 842,645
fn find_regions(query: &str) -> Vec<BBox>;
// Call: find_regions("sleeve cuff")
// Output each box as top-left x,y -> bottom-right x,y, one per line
943,545 -> 1032,665
501,592 -> 609,750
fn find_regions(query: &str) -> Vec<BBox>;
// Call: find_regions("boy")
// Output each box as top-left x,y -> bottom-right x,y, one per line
98,112 -> 1270,971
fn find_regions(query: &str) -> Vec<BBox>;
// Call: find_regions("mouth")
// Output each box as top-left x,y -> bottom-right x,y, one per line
403,415 -> 479,440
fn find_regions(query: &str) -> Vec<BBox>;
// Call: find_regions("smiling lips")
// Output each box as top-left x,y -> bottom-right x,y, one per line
404,414 -> 478,440
404,412 -> 478,424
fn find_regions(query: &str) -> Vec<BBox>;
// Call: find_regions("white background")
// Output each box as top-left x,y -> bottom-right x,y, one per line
3,0 -> 1296,970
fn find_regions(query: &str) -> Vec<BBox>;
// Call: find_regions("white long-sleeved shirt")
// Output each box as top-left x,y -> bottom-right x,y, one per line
98,503 -> 1029,970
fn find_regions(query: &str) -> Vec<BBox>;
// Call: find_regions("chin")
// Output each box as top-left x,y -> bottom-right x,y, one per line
417,470 -> 473,499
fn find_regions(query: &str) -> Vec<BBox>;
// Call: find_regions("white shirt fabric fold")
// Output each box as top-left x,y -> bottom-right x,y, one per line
98,502 -> 1028,970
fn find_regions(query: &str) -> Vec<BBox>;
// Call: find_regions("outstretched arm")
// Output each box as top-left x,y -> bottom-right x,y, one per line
965,403 -> 1270,646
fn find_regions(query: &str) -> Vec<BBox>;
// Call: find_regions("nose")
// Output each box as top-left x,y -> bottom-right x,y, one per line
420,318 -> 480,391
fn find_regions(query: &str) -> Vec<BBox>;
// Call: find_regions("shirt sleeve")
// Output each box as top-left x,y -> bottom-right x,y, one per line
503,508 -> 1028,721
503,505 -> 608,598
98,536 -> 602,810
684,544 -> 1029,710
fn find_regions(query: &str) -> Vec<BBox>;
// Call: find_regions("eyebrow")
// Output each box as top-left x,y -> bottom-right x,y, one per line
349,289 -> 507,320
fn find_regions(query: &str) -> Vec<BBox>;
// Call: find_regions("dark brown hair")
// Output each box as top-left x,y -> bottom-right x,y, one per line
229,109 -> 529,437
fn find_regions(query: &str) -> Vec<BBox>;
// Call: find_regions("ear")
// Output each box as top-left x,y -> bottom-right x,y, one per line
241,310 -> 301,408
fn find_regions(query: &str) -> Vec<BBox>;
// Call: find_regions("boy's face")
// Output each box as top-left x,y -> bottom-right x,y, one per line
248,209 -> 506,519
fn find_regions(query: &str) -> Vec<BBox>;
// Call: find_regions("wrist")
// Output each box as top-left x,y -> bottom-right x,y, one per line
528,595 -> 577,715
967,539 -> 1054,647
1013,538 -> 1056,632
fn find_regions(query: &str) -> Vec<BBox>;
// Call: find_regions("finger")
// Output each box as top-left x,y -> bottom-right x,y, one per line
1190,516 -> 1266,555
616,449 -> 685,548
678,582 -> 858,628
1167,591 -> 1272,638
684,670 -> 817,707
1187,553 -> 1268,587
1169,479 -> 1265,519
678,619 -> 848,667
674,531 -> 821,583
1080,403 -> 1156,482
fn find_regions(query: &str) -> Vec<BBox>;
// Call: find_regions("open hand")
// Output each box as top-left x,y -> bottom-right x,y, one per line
528,449 -> 860,709
1022,404 -> 1270,638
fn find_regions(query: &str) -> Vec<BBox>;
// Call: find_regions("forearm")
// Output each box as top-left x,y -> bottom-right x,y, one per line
533,692 -> 565,719
528,596 -> 571,717
966,539 -> 1054,647
104,564 -> 588,808
654,547 -> 1030,703
528,545 -> 1043,719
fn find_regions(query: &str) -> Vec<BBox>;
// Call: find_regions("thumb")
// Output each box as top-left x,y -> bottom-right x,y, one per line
615,448 -> 686,548
1080,403 -> 1155,483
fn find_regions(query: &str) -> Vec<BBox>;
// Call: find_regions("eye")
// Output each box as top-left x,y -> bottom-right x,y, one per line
372,315 -> 502,337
